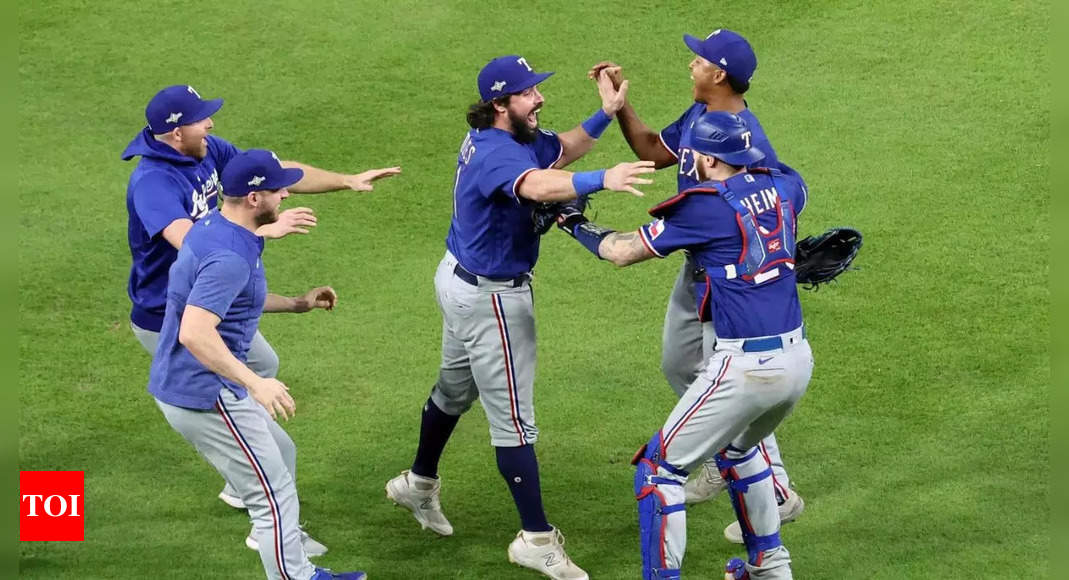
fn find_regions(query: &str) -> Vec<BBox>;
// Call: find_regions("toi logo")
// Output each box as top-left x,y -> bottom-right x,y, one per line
20,471 -> 84,541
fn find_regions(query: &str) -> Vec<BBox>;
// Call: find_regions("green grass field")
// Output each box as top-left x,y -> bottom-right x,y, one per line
18,1 -> 1049,578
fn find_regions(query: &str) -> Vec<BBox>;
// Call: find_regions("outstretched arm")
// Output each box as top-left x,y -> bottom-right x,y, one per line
281,161 -> 402,193
556,205 -> 655,267
516,161 -> 655,203
588,62 -> 677,168
553,70 -> 630,168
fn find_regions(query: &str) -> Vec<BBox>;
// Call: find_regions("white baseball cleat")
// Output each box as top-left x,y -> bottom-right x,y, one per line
724,490 -> 805,544
245,526 -> 328,557
218,488 -> 246,510
507,527 -> 589,580
684,461 -> 727,504
385,470 -> 454,536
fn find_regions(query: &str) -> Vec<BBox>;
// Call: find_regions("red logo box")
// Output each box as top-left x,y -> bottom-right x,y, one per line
20,471 -> 84,541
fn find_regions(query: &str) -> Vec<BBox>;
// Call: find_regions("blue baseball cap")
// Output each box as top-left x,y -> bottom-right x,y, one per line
220,149 -> 304,197
684,111 -> 766,167
145,85 -> 223,134
683,29 -> 757,90
478,55 -> 554,101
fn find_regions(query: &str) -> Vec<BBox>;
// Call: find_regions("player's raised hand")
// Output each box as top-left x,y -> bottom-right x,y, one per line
588,61 -> 624,89
604,160 -> 655,197
342,166 -> 402,192
249,377 -> 296,421
295,286 -> 338,312
256,207 -> 317,239
597,70 -> 629,116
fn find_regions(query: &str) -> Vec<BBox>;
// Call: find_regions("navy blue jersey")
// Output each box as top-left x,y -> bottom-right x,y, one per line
660,103 -> 779,193
638,170 -> 808,339
147,209 -> 266,410
445,127 -> 563,278
122,129 -> 241,331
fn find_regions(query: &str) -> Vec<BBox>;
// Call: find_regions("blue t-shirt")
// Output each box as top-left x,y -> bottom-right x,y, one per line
147,210 -> 266,410
444,127 -> 563,278
660,103 -> 780,193
638,170 -> 808,339
122,128 -> 241,331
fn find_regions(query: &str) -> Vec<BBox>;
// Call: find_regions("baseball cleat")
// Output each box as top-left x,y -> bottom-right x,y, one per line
245,526 -> 328,557
507,526 -> 589,580
385,470 -> 454,536
724,490 -> 805,544
724,557 -> 748,579
217,488 -> 246,510
684,461 -> 727,504
311,567 -> 367,580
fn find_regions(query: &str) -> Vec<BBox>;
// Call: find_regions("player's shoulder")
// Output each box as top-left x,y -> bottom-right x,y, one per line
129,163 -> 185,195
649,181 -> 726,218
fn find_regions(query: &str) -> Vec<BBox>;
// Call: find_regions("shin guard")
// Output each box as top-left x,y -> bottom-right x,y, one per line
632,431 -> 688,579
716,446 -> 782,566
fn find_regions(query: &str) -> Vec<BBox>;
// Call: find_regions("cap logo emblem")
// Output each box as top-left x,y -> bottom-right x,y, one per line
166,112 -> 183,124
186,86 -> 201,98
719,57 -> 728,66
247,175 -> 266,187
491,80 -> 507,92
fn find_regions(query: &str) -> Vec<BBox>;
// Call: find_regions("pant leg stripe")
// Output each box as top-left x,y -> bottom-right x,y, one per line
216,397 -> 289,580
759,442 -> 789,500
492,294 -> 525,445
664,356 -> 732,449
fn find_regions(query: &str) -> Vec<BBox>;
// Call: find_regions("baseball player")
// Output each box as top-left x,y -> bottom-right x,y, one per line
122,85 -> 400,537
588,29 -> 804,542
384,55 -> 654,580
148,149 -> 368,580
555,111 -> 812,579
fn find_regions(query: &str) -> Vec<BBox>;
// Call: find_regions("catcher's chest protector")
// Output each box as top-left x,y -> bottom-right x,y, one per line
699,174 -> 798,323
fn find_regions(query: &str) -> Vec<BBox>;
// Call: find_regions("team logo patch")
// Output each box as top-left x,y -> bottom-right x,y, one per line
491,80 -> 507,92
165,112 -> 183,124
248,175 -> 266,187
767,238 -> 782,252
648,219 -> 665,240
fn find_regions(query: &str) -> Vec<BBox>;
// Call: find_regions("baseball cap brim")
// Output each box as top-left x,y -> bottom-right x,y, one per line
683,34 -> 708,61
716,145 -> 766,167
259,167 -> 304,191
503,71 -> 554,96
185,97 -> 224,126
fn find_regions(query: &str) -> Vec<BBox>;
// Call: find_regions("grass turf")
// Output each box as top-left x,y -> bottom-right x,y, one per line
18,0 -> 1048,578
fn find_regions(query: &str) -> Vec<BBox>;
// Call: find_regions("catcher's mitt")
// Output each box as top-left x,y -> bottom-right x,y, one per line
794,227 -> 863,290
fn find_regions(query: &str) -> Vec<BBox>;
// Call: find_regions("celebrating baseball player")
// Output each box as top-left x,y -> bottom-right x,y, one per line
122,84 -> 400,546
588,29 -> 804,542
384,55 -> 654,580
147,149 -> 368,580
554,111 -> 812,579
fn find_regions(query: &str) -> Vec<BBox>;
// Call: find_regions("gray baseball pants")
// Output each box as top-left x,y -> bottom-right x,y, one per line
661,254 -> 793,498
656,329 -> 813,579
155,390 -> 315,580
429,252 -> 539,447
132,323 -> 295,500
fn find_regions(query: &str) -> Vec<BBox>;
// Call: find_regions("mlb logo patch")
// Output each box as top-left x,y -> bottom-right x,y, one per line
20,471 -> 84,541
766,238 -> 782,252
648,219 -> 665,240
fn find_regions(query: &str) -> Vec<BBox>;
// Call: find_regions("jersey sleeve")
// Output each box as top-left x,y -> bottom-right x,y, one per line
776,163 -> 808,215
207,136 -> 242,170
638,196 -> 725,257
478,144 -> 540,199
532,129 -> 564,168
186,250 -> 252,319
132,171 -> 190,238
658,108 -> 691,162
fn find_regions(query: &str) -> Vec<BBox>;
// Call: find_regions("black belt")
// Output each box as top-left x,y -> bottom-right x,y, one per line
453,263 -> 529,287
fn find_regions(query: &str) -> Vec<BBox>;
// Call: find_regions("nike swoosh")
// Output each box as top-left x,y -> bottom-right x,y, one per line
758,357 -> 773,365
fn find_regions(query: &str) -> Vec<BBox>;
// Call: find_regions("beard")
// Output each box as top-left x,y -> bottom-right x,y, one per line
254,205 -> 279,227
508,109 -> 539,144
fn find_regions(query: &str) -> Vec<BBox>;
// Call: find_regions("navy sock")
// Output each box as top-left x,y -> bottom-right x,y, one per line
411,398 -> 460,479
495,444 -> 551,532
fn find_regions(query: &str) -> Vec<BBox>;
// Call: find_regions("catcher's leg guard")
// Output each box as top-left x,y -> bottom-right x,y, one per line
632,431 -> 688,580
716,446 -> 784,568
